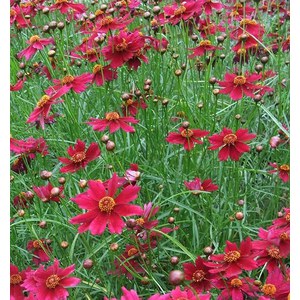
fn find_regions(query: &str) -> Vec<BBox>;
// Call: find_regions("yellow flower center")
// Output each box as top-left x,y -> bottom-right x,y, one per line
127,247 -> 138,257
230,278 -> 243,287
10,9 -> 16,17
233,76 -> 247,85
234,3 -> 243,9
98,196 -> 115,213
95,9 -> 104,16
93,64 -> 103,74
261,284 -> 277,297
279,164 -> 290,172
125,99 -> 134,106
86,48 -> 97,56
136,218 -> 145,226
55,0 -> 69,4
71,151 -> 86,163
29,35 -> 40,44
223,134 -> 238,145
240,19 -> 257,26
20,2 -> 34,8
37,95 -> 51,108
32,239 -> 42,249
174,5 -> 186,15
61,75 -> 75,85
224,250 -> 241,262
279,232 -> 289,241
101,16 -> 114,26
180,129 -> 194,138
285,212 -> 290,222
267,246 -> 282,259
46,275 -> 60,289
10,274 -> 22,285
237,48 -> 247,55
230,10 -> 240,17
192,270 -> 205,282
114,38 -> 128,52
105,112 -> 120,121
199,40 -> 212,47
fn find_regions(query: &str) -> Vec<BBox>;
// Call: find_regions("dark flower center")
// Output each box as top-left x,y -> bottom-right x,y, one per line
37,95 -> 51,108
261,284 -> 277,296
267,246 -> 282,259
127,247 -> 138,257
98,196 -> 115,212
192,270 -> 205,282
199,40 -> 212,47
223,133 -> 237,145
224,250 -> 241,262
230,278 -> 243,287
61,75 -> 75,85
114,38 -> 128,52
71,151 -> 86,163
106,112 -> 120,121
279,164 -> 289,172
93,64 -> 103,74
29,35 -> 40,44
233,76 -> 247,85
46,275 -> 60,289
101,16 -> 114,26
10,274 -> 22,285
174,5 -> 186,15
180,129 -> 194,138
32,239 -> 42,249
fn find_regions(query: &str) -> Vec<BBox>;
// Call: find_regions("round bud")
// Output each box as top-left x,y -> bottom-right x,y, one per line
181,63 -> 186,70
203,246 -> 213,255
168,270 -> 184,286
16,71 -> 24,79
261,56 -> 269,64
277,211 -> 284,218
106,140 -> 115,151
40,170 -> 52,180
255,64 -> 263,73
50,187 -> 60,197
253,280 -> 262,287
46,239 -> 52,245
174,69 -> 182,76
172,53 -> 179,60
162,99 -> 169,106
229,216 -> 235,222
126,218 -> 137,229
182,121 -> 190,129
39,220 -> 47,228
173,207 -> 180,213
141,276 -> 150,285
285,60 -> 290,65
254,94 -> 262,103
235,114 -> 241,120
170,256 -> 180,265
100,4 -> 107,10
101,134 -> 110,143
256,145 -> 263,152
145,78 -> 152,85
42,7 -> 49,14
198,102 -> 204,109
17,209 -> 25,217
168,217 -> 175,224
217,35 -> 225,44
121,93 -> 131,100
10,176 -> 15,182
19,62 -> 26,69
49,21 -> 57,30
83,259 -> 94,269
89,13 -> 96,21
48,50 -> 56,57
25,191 -> 34,200
110,242 -> 119,251
144,84 -> 150,91
135,89 -> 141,96
57,22 -> 65,30
213,89 -> 220,95
107,7 -> 115,14
238,199 -> 244,206
153,6 -> 161,14
58,177 -> 66,185
79,179 -> 87,189
220,54 -> 226,60
239,33 -> 248,42
143,11 -> 151,19
209,77 -> 217,85
191,34 -> 198,42
60,241 -> 69,249
235,212 -> 244,220
95,278 -> 101,284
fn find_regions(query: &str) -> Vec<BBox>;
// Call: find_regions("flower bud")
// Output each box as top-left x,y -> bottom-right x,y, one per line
168,270 -> 184,286
58,177 -> 66,185
60,241 -> 69,248
110,242 -> 119,251
83,259 -> 94,269
106,140 -> 115,151
39,220 -> 47,229
235,212 -> 244,220
170,256 -> 180,265
101,134 -> 110,143
50,187 -> 60,197
126,218 -> 137,229
79,179 -> 87,189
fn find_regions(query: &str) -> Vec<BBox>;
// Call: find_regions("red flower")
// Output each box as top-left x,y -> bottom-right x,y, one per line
166,127 -> 210,151
90,64 -> 118,86
10,264 -> 30,300
168,286 -> 210,300
230,19 -> 265,40
58,139 -> 100,173
17,35 -> 54,60
26,92 -> 63,130
208,128 -> 256,161
10,77 -> 26,91
87,112 -> 139,133
201,0 -> 223,15
26,239 -> 52,266
46,73 -> 93,96
197,18 -> 225,38
13,191 -> 34,208
94,14 -> 133,33
10,5 -> 32,28
121,97 -> 148,117
133,202 -> 160,232
268,162 -> 290,182
49,0 -> 86,14
214,276 -> 259,300
184,178 -> 218,194
272,208 -> 290,230
22,259 -> 81,300
217,72 -> 263,101
33,182 -> 64,203
189,40 -> 222,58
102,30 -> 145,68
69,173 -> 143,235
204,237 -> 258,277
183,256 -> 216,292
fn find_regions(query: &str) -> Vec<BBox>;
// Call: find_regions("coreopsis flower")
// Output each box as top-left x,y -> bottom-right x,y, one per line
70,47 -> 101,63
27,239 -> 52,265
10,77 -> 26,91
204,237 -> 258,277
26,92 -> 63,130
127,48 -> 149,70
230,19 -> 265,40
10,5 -> 32,28
166,127 -> 210,151
13,191 -> 34,208
268,163 -> 290,182
217,73 -> 263,101
90,64 -> 118,86
272,208 -> 290,230
123,163 -> 141,186
10,264 -> 30,300
11,156 -> 31,173
213,276 -> 259,300
87,112 -> 139,133
168,286 -> 210,300
94,14 -> 133,33
226,2 -> 255,20
58,139 -> 100,173
163,1 -> 202,25
183,256 -> 216,292
184,178 -> 218,194
133,202 -> 160,232
22,259 -> 81,300
69,173 -> 143,235
201,0 -> 223,15
17,35 -> 54,60
121,97 -> 147,117
102,30 -> 145,68
197,18 -> 225,38
46,73 -> 93,96
49,0 -> 86,14
259,268 -> 290,300
232,34 -> 260,52
208,128 -> 256,161
189,40 -> 222,58
33,183 -> 64,203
